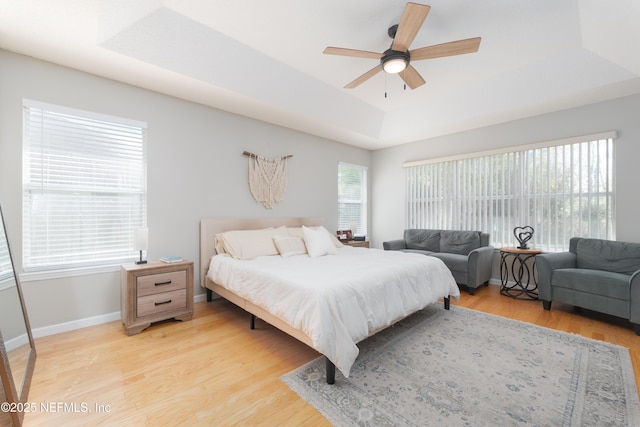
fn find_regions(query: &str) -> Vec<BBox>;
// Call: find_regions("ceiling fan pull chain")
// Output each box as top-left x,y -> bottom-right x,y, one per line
385,73 -> 388,98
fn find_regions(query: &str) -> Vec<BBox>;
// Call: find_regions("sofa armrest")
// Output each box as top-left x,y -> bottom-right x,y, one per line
467,246 -> 495,286
629,270 -> 640,324
383,239 -> 406,250
536,252 -> 577,301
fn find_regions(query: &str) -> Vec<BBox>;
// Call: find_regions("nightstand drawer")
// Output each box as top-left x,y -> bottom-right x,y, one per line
137,289 -> 187,317
137,270 -> 186,297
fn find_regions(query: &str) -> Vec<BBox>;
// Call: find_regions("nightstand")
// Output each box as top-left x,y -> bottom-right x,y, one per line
343,240 -> 370,248
121,260 -> 194,335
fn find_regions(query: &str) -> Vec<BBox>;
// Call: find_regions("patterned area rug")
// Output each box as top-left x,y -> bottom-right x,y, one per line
282,305 -> 640,426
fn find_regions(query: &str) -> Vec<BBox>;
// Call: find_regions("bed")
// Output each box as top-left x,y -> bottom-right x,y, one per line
200,217 -> 459,384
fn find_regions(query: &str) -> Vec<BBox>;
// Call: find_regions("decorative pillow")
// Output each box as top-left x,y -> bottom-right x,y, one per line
214,232 -> 230,255
405,229 -> 441,251
302,226 -> 338,258
286,227 -> 305,239
288,226 -> 344,248
218,226 -> 289,260
576,238 -> 640,275
273,235 -> 307,257
440,230 -> 481,255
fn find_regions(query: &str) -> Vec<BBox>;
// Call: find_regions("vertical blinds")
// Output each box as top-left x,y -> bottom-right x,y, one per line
338,162 -> 368,235
404,133 -> 615,252
23,100 -> 147,271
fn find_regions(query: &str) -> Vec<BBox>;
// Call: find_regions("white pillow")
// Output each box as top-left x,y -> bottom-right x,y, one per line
302,226 -> 338,258
219,226 -> 289,260
273,235 -> 307,257
214,232 -> 230,255
288,226 -> 344,248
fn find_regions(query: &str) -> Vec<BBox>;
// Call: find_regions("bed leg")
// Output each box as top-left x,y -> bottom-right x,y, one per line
206,288 -> 213,302
444,296 -> 450,310
326,357 -> 335,385
250,314 -> 256,330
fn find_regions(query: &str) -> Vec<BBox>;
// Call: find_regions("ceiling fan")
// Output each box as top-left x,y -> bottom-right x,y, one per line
323,2 -> 481,90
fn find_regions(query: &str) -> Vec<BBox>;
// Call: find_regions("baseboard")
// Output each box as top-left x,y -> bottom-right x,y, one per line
32,311 -> 122,339
31,292 -> 211,339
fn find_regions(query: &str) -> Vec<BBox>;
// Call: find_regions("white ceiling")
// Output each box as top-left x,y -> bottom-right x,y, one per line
1,0 -> 640,150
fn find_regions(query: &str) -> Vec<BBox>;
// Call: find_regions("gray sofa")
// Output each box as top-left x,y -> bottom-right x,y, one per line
537,237 -> 640,334
383,229 -> 494,295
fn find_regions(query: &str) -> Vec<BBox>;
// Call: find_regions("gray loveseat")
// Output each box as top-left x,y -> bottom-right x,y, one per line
537,237 -> 640,334
383,229 -> 494,295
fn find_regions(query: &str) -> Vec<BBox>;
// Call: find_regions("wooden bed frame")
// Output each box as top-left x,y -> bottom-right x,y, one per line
199,217 -> 450,384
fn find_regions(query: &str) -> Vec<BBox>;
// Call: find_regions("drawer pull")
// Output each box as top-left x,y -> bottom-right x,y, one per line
155,299 -> 172,306
155,280 -> 172,286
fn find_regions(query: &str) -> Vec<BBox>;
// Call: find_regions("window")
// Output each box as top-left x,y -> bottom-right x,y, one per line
338,162 -> 367,236
0,221 -> 13,285
404,132 -> 615,252
23,100 -> 147,272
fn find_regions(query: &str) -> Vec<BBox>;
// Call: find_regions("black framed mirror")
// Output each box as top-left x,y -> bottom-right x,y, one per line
0,203 -> 36,426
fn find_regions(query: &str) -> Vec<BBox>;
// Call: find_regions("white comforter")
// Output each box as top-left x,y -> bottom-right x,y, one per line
207,246 -> 459,377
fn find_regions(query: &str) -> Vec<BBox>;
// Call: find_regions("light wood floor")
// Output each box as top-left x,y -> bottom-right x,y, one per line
22,284 -> 640,426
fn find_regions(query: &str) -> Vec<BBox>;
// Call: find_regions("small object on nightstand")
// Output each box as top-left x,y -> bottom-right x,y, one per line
121,260 -> 194,335
160,255 -> 183,263
336,229 -> 353,242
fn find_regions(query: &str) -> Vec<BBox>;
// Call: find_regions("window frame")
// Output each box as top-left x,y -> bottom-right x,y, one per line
22,99 -> 148,276
403,131 -> 616,252
338,162 -> 368,236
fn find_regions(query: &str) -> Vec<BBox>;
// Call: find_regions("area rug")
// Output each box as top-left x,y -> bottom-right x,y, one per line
282,305 -> 640,426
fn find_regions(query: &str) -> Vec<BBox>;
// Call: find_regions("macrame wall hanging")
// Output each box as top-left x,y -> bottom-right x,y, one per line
243,150 -> 293,209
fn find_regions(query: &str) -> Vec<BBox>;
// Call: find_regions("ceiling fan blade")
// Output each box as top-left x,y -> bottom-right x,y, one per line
399,65 -> 426,89
323,47 -> 382,59
410,37 -> 481,61
392,3 -> 431,52
344,65 -> 383,89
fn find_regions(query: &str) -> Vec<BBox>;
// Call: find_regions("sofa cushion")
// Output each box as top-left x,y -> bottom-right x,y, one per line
400,249 -> 435,256
440,231 -> 480,255
404,229 -> 440,252
552,268 -> 630,300
430,252 -> 468,273
576,239 -> 640,275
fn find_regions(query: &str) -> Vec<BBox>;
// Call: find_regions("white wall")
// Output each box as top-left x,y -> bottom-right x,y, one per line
0,50 -> 371,330
371,93 -> 640,251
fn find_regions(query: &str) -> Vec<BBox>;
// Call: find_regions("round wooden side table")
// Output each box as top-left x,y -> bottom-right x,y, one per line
499,247 -> 543,299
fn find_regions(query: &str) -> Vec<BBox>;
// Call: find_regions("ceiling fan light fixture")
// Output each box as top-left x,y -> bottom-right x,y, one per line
381,50 -> 410,74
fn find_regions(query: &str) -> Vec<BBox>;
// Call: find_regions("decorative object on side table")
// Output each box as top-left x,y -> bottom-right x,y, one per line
513,225 -> 534,249
121,260 -> 194,335
336,229 -> 353,242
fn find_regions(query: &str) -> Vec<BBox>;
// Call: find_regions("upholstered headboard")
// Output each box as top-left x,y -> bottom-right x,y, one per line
199,217 -> 324,288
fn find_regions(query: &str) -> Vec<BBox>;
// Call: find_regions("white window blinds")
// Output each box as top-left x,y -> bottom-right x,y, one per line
404,132 -> 615,252
338,162 -> 368,236
23,100 -> 147,271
